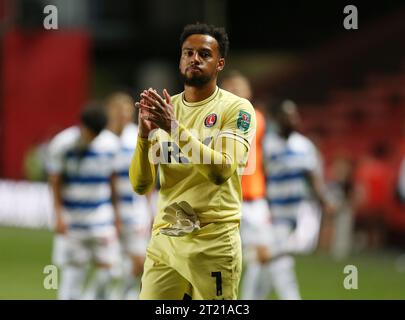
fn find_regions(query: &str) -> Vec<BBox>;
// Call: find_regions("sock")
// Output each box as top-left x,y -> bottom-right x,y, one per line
255,263 -> 274,299
122,274 -> 141,300
83,268 -> 113,300
105,263 -> 124,300
241,261 -> 262,300
58,265 -> 87,300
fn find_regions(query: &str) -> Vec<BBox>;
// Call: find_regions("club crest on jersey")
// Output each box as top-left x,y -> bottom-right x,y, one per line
237,110 -> 251,131
204,113 -> 217,128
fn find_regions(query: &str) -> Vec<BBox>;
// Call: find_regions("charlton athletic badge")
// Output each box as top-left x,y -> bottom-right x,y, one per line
237,110 -> 251,131
204,113 -> 217,127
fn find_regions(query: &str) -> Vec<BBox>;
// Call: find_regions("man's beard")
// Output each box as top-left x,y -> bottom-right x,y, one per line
180,70 -> 212,87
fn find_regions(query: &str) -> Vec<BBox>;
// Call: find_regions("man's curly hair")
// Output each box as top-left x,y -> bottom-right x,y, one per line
180,22 -> 230,58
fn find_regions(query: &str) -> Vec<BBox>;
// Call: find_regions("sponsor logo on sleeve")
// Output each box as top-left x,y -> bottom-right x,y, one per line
237,110 -> 251,131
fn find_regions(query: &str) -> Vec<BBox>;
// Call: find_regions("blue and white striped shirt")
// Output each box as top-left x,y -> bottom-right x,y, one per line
114,123 -> 148,227
263,131 -> 321,220
47,126 -> 120,234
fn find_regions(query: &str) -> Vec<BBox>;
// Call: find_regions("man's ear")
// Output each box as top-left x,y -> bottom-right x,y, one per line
217,58 -> 225,71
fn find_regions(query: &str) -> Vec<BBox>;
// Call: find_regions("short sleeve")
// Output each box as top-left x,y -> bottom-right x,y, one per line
108,136 -> 123,175
111,149 -> 122,175
46,137 -> 64,175
45,127 -> 80,175
303,143 -> 321,174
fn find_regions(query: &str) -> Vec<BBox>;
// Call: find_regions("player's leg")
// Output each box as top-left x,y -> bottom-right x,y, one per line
58,234 -> 90,300
287,201 -> 322,254
126,254 -> 144,299
240,199 -> 272,299
52,233 -> 69,268
125,197 -> 152,298
239,201 -> 256,299
84,232 -> 121,300
255,220 -> 298,299
331,202 -> 354,260
240,260 -> 264,299
139,233 -> 191,300
264,202 -> 321,300
58,264 -> 88,300
120,226 -> 148,299
267,255 -> 301,300
255,264 -> 274,299
183,222 -> 242,300
139,254 -> 191,299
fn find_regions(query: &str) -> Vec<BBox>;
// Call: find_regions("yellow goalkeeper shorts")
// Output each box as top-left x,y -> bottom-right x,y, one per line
139,221 -> 242,300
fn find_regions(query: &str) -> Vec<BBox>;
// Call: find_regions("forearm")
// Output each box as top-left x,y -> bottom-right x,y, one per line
49,174 -> 63,221
109,174 -> 121,222
314,183 -> 328,206
306,171 -> 328,206
129,137 -> 157,194
53,201 -> 63,221
175,124 -> 244,185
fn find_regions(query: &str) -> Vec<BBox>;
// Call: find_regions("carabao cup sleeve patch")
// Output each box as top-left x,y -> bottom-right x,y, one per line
236,110 -> 251,131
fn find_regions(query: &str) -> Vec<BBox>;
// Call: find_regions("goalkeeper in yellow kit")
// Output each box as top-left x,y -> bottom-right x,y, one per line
129,23 -> 256,300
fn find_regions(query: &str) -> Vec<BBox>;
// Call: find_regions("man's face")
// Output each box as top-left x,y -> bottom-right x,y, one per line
221,76 -> 252,100
79,125 -> 95,146
107,99 -> 134,131
179,34 -> 224,87
121,102 -> 134,124
278,101 -> 301,133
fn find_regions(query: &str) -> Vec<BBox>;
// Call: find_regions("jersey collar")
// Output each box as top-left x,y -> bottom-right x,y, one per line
181,86 -> 219,107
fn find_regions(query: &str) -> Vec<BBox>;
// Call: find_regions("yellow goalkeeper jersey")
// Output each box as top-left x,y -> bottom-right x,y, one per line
130,86 -> 256,230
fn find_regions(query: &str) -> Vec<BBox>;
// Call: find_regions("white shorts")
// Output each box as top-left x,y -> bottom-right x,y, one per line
120,197 -> 152,256
120,225 -> 150,257
268,201 -> 322,257
52,234 -> 70,267
53,231 -> 120,267
240,198 -> 272,247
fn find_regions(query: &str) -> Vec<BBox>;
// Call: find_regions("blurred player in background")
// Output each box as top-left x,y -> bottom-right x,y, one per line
130,23 -> 256,299
104,92 -> 152,299
219,71 -> 272,300
252,99 -> 332,300
47,104 -> 121,300
327,155 -> 355,261
353,143 -> 393,251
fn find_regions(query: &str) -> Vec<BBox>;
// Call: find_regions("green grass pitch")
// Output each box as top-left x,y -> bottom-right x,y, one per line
0,226 -> 404,299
